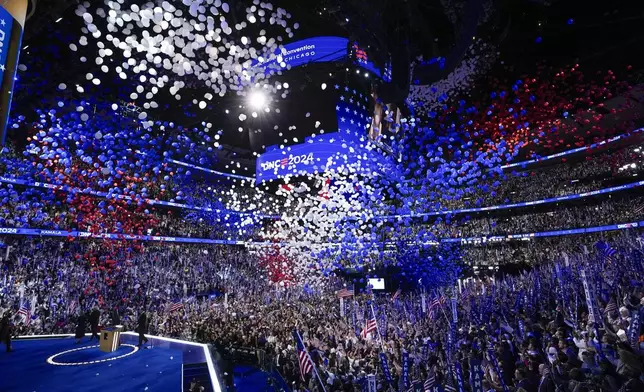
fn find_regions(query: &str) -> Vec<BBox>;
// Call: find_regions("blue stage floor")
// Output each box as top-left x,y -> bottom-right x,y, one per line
0,337 -> 184,392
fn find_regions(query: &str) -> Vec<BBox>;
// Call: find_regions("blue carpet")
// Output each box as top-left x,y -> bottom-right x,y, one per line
0,338 -> 183,392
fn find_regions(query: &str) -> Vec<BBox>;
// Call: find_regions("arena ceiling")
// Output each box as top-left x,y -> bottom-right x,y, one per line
10,0 -> 644,177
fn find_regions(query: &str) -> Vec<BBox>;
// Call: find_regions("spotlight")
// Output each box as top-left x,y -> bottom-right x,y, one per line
248,91 -> 267,109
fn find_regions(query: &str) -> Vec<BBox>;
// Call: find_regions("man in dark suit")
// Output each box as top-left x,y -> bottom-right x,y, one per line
89,307 -> 100,341
137,311 -> 149,347
0,312 -> 12,352
75,313 -> 86,344
111,308 -> 121,326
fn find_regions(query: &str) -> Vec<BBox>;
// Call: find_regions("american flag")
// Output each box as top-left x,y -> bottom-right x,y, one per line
168,301 -> 184,312
424,372 -> 436,391
17,301 -> 31,326
279,157 -> 289,167
318,178 -> 332,200
336,288 -> 354,298
361,318 -> 378,338
392,288 -> 402,301
428,294 -> 445,319
602,245 -> 617,262
444,370 -> 457,392
604,298 -> 618,315
634,203 -> 644,216
67,301 -> 77,315
595,241 -> 617,262
352,43 -> 368,64
407,381 -> 420,392
292,330 -> 314,380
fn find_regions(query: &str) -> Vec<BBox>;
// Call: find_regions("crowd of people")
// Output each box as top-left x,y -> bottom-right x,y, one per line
2,1 -> 643,391
425,141 -> 644,212
1,229 -> 643,392
0,107 -> 642,392
432,196 -> 644,239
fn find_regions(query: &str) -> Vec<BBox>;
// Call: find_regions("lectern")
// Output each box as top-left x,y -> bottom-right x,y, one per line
99,325 -> 124,353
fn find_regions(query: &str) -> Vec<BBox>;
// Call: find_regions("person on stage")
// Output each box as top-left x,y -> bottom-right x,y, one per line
75,312 -> 86,344
89,307 -> 100,341
111,307 -> 121,326
0,311 -> 12,352
137,311 -> 149,347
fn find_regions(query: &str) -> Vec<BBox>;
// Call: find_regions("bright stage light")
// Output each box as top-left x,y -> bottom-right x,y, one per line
248,91 -> 267,109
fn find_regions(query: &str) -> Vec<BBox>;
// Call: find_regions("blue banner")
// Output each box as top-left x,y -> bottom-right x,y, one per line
255,135 -> 355,181
0,227 -> 244,245
421,340 -> 429,360
254,36 -> 348,71
366,374 -> 376,392
0,6 -> 14,82
402,351 -> 410,388
487,349 -> 510,392
411,381 -> 423,392
629,308 -> 641,351
353,300 -> 360,338
454,362 -> 465,392
518,319 -> 526,341
379,352 -> 394,385
581,269 -> 601,327
0,3 -> 22,144
469,358 -> 484,392
451,297 -> 458,325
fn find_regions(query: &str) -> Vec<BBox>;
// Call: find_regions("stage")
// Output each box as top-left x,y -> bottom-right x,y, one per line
0,333 -> 222,392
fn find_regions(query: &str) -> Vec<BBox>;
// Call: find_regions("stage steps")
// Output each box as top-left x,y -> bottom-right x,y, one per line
183,362 -> 213,392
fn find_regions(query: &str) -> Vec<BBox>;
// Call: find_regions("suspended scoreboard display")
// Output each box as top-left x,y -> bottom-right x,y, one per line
254,36 -> 392,181
253,36 -> 387,77
0,0 -> 27,145
257,36 -> 348,69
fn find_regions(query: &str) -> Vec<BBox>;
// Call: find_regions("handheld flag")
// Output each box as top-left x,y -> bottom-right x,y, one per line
292,330 -> 314,380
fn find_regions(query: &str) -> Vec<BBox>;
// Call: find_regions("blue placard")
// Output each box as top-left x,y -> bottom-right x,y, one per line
0,6 -> 13,80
